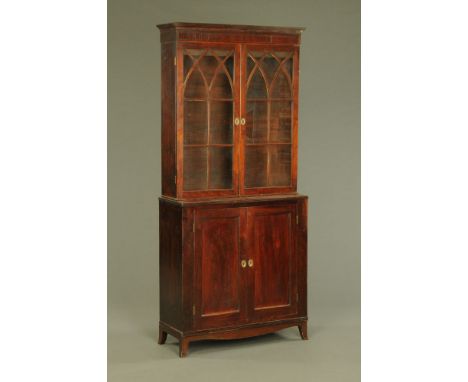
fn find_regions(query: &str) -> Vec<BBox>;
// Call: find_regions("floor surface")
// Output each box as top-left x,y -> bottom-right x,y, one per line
108,305 -> 360,382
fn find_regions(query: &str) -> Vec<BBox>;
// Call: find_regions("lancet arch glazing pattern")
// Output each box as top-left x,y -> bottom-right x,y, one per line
182,49 -> 235,191
244,51 -> 294,188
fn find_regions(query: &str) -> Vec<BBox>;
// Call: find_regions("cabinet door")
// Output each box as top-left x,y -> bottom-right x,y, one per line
240,45 -> 298,195
246,204 -> 298,321
193,208 -> 247,329
178,43 -> 240,199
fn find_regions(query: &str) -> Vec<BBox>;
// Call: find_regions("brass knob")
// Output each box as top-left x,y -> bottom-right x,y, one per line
234,117 -> 240,126
248,259 -> 254,268
241,260 -> 247,268
240,117 -> 246,125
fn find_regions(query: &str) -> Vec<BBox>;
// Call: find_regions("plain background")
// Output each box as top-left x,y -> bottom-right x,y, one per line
108,0 -> 360,380
4,1 -> 468,382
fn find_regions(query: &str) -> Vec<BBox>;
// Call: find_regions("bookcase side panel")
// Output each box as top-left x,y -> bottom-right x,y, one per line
159,200 -> 183,328
161,42 -> 177,197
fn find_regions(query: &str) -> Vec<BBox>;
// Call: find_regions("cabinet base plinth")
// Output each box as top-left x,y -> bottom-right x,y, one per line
159,319 -> 308,358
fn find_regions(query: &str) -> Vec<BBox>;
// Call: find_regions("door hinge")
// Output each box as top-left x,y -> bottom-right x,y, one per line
296,214 -> 299,225
174,56 -> 177,66
174,175 -> 177,184
192,304 -> 195,315
193,221 -> 195,233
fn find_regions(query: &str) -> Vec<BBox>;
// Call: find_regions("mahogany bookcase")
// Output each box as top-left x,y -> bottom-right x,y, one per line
157,22 -> 308,357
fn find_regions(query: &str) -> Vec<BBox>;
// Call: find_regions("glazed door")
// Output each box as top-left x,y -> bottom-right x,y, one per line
193,208 -> 247,329
240,45 -> 298,195
178,43 -> 298,198
178,43 -> 240,199
245,204 -> 298,321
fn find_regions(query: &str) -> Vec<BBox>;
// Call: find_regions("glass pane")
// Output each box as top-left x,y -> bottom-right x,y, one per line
245,146 -> 268,188
210,71 -> 232,99
246,101 -> 268,144
184,101 -> 207,145
251,51 -> 265,58
210,101 -> 233,144
183,55 -> 193,78
184,69 -> 206,98
269,145 -> 291,186
247,56 -> 256,77
247,69 -> 267,99
198,55 -> 218,85
274,51 -> 290,58
270,101 -> 292,143
183,147 -> 207,191
262,55 -> 279,84
209,147 -> 232,189
243,51 -> 294,191
185,49 -> 204,58
211,50 -> 233,78
223,55 -> 234,81
283,57 -> 292,77
271,70 -> 291,98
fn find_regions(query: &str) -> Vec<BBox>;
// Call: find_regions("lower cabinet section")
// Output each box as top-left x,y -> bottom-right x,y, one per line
158,195 -> 308,357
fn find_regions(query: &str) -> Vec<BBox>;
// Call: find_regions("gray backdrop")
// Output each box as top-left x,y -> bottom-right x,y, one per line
108,0 -> 360,380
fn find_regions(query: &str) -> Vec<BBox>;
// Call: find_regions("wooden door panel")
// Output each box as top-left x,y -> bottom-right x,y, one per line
193,208 -> 246,329
246,204 -> 298,321
201,217 -> 239,316
253,211 -> 291,309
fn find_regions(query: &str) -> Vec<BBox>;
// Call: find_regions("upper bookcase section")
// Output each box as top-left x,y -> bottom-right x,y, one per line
157,22 -> 305,45
158,22 -> 305,200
